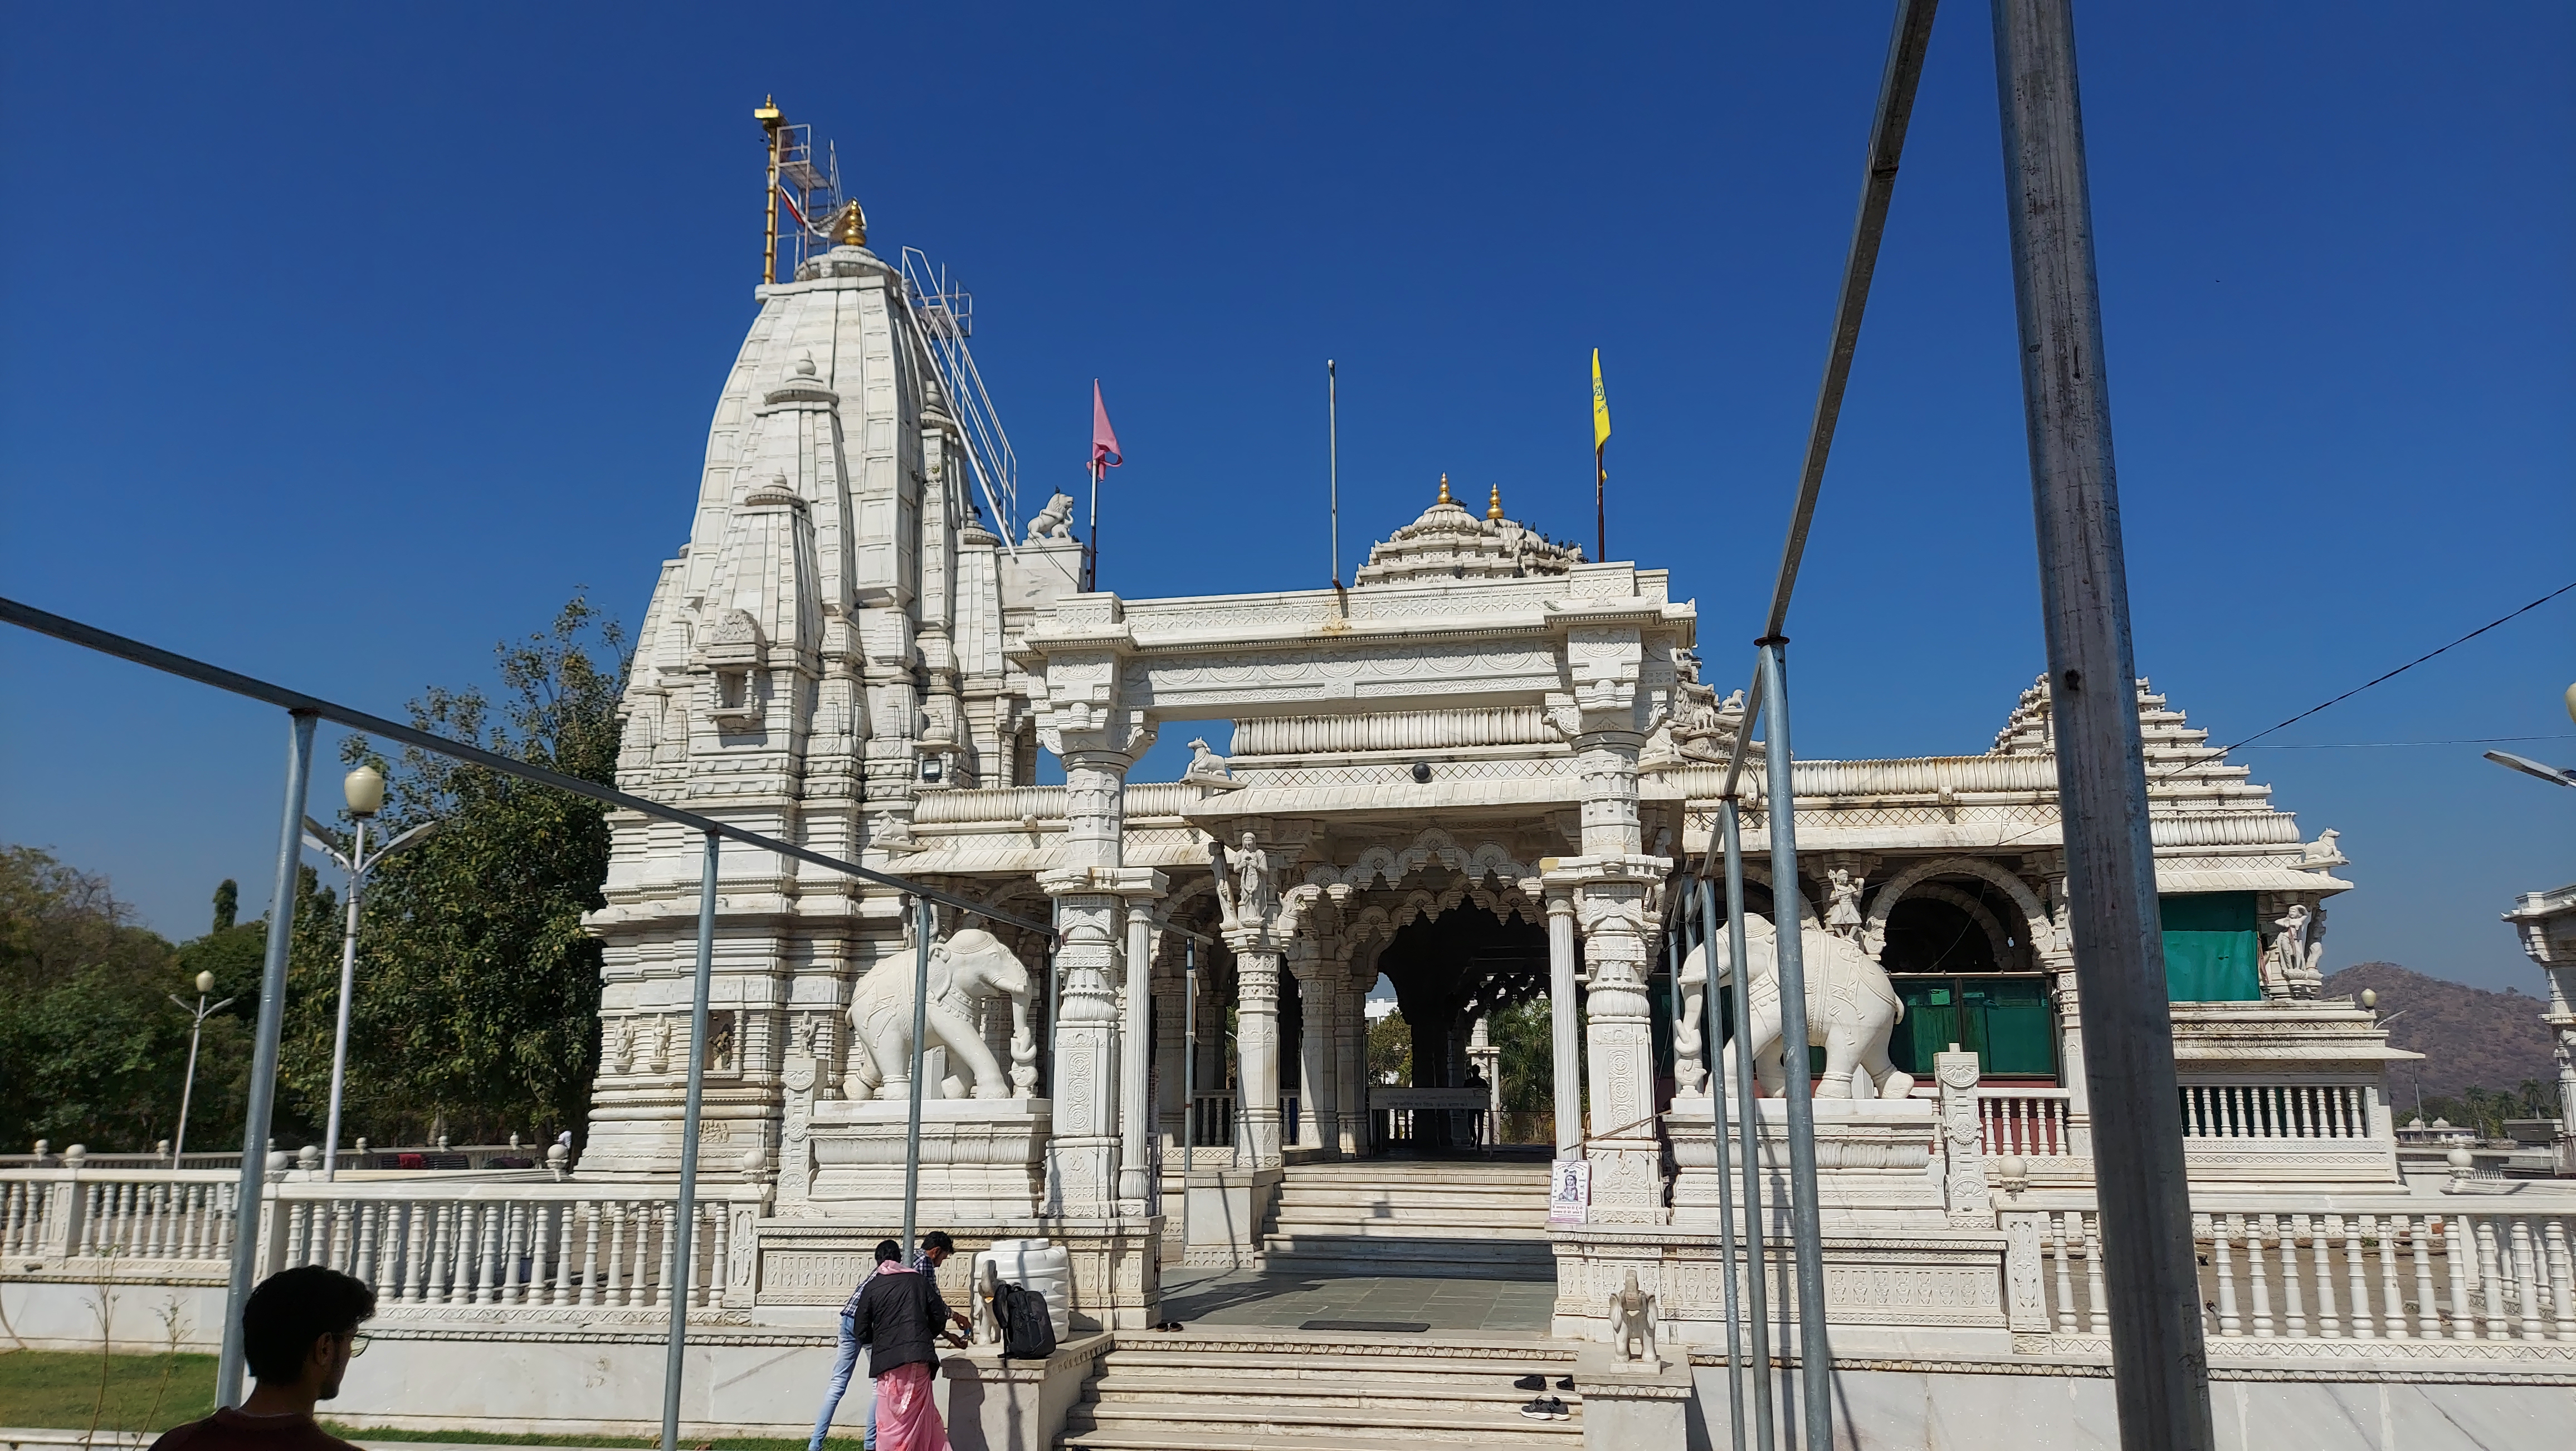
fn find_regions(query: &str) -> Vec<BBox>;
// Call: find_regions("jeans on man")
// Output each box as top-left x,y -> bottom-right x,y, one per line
809,1311 -> 872,1450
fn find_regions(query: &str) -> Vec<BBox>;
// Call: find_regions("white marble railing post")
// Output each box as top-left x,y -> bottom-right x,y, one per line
1936,1047 -> 1992,1225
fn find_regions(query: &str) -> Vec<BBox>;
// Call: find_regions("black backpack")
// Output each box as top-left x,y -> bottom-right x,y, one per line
996,1282 -> 1056,1361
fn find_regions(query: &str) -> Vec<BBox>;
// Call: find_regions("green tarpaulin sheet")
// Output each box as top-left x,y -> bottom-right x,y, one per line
2159,892 -> 2261,1002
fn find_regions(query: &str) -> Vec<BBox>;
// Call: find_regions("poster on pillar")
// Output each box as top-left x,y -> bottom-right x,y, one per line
1548,1158 -> 1590,1225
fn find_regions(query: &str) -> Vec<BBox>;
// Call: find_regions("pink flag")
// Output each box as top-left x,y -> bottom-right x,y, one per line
1090,380 -> 1123,473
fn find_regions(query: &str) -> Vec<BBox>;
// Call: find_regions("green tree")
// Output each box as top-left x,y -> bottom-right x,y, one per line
304,595 -> 627,1146
0,850 -> 254,1151
1367,1009 -> 1412,1086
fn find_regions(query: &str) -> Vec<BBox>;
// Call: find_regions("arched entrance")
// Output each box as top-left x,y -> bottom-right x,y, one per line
1374,902 -> 1547,1151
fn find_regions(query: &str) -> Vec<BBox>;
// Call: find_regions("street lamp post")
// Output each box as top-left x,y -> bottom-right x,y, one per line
168,970 -> 238,1166
302,765 -> 438,1180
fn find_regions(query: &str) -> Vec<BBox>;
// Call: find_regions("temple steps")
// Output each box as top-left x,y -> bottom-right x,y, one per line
1261,1158 -> 1555,1279
1059,1335 -> 1582,1449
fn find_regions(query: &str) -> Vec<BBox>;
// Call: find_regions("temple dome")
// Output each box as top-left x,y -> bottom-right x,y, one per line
1353,476 -> 1583,586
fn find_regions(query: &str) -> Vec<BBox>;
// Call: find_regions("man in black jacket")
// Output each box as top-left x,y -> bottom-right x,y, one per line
849,1239 -> 958,1451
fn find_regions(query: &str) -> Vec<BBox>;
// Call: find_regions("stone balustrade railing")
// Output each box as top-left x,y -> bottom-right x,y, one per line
1,1168 -> 767,1319
268,1179 -> 758,1316
1997,1197 -> 2576,1353
2,1170 -> 243,1264
1977,1087 -> 2074,1158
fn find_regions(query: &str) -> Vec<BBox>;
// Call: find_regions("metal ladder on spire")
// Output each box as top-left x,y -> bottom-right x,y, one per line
899,246 -> 1021,544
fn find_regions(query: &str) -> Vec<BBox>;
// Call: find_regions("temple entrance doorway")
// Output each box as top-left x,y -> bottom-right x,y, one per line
1372,902 -> 1549,1155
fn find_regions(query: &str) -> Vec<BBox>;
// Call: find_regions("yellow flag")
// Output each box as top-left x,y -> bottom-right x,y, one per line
1591,348 -> 1611,453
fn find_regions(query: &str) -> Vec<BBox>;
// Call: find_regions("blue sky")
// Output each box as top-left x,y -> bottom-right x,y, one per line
3,4 -> 2568,991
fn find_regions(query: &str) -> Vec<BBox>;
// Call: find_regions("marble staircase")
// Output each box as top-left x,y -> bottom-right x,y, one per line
1260,1157 -> 1557,1278
1058,1331 -> 1583,1449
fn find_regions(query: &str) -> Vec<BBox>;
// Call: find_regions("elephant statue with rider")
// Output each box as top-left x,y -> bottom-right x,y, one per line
843,926 -> 1036,1102
1681,910 -> 1913,1101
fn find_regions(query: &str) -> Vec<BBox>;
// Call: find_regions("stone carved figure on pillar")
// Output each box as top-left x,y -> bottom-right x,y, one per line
1825,868 -> 1866,942
2263,903 -> 2326,1002
1706,913 -> 1913,1100
1671,943 -> 1709,1097
1235,832 -> 1274,927
1609,1268 -> 1659,1362
842,927 -> 1036,1101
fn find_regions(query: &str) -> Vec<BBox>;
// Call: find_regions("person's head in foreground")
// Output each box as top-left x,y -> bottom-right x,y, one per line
244,1265 -> 377,1410
875,1239 -> 903,1265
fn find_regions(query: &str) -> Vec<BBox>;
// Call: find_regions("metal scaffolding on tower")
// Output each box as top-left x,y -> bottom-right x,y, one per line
753,98 -> 1024,543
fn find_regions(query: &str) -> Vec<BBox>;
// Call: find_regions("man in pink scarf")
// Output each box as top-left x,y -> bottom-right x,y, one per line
847,1239 -> 960,1451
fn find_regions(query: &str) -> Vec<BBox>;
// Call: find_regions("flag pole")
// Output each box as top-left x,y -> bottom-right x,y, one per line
1086,457 -> 1101,592
1328,360 -> 1341,590
1590,348 -> 1611,562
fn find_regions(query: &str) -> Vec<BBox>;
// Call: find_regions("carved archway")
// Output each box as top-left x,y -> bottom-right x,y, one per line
1897,882 -> 2024,973
1860,856 -> 2057,962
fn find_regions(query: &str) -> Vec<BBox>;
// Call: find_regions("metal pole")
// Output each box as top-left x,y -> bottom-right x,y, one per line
661,830 -> 720,1451
1696,877 -> 1748,1451
901,893 -> 935,1257
173,995 -> 208,1165
1180,941 -> 1196,1256
1720,798 -> 1774,1451
1754,644 -> 1829,1451
1992,2 -> 2212,1444
322,818 -> 365,1181
1086,462 -> 1102,593
1327,360 -> 1341,590
217,709 -> 318,1409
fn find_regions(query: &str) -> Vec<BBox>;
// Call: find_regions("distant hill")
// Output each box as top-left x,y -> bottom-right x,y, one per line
2320,962 -> 2558,1104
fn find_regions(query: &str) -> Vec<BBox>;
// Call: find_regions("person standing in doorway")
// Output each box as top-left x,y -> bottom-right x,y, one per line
810,1233 -> 967,1450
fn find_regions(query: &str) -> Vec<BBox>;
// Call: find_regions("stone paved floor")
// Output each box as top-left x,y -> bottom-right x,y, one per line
1159,1267 -> 1559,1337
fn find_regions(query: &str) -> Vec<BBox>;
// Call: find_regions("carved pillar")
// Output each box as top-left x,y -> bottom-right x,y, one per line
1027,612 -> 1158,1225
2037,861 -> 2092,1156
1290,938 -> 1338,1156
1552,619 -> 1668,1220
1572,868 -> 1665,1223
1546,890 -> 1583,1158
1467,1013 -> 1501,1143
1334,980 -> 1365,1157
1153,950 -> 1187,1176
1229,934 -> 1284,1169
1118,880 -> 1167,1207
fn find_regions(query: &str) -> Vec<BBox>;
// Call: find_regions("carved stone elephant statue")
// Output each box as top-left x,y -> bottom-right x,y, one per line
844,927 -> 1033,1102
1697,912 -> 1913,1101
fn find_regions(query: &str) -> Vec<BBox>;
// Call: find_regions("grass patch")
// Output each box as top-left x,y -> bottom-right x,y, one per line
0,1348 -> 216,1437
0,1350 -> 838,1451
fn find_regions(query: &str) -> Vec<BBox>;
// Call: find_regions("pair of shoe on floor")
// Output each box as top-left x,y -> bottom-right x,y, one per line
1517,1395 -> 1572,1420
1513,1372 -> 1573,1420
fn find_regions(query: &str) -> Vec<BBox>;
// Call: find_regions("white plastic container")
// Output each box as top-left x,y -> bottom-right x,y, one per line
972,1237 -> 1071,1340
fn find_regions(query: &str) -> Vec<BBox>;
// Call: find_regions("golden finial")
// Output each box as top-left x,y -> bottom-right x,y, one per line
1436,473 -> 1453,505
1487,485 -> 1504,521
830,199 -> 867,246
